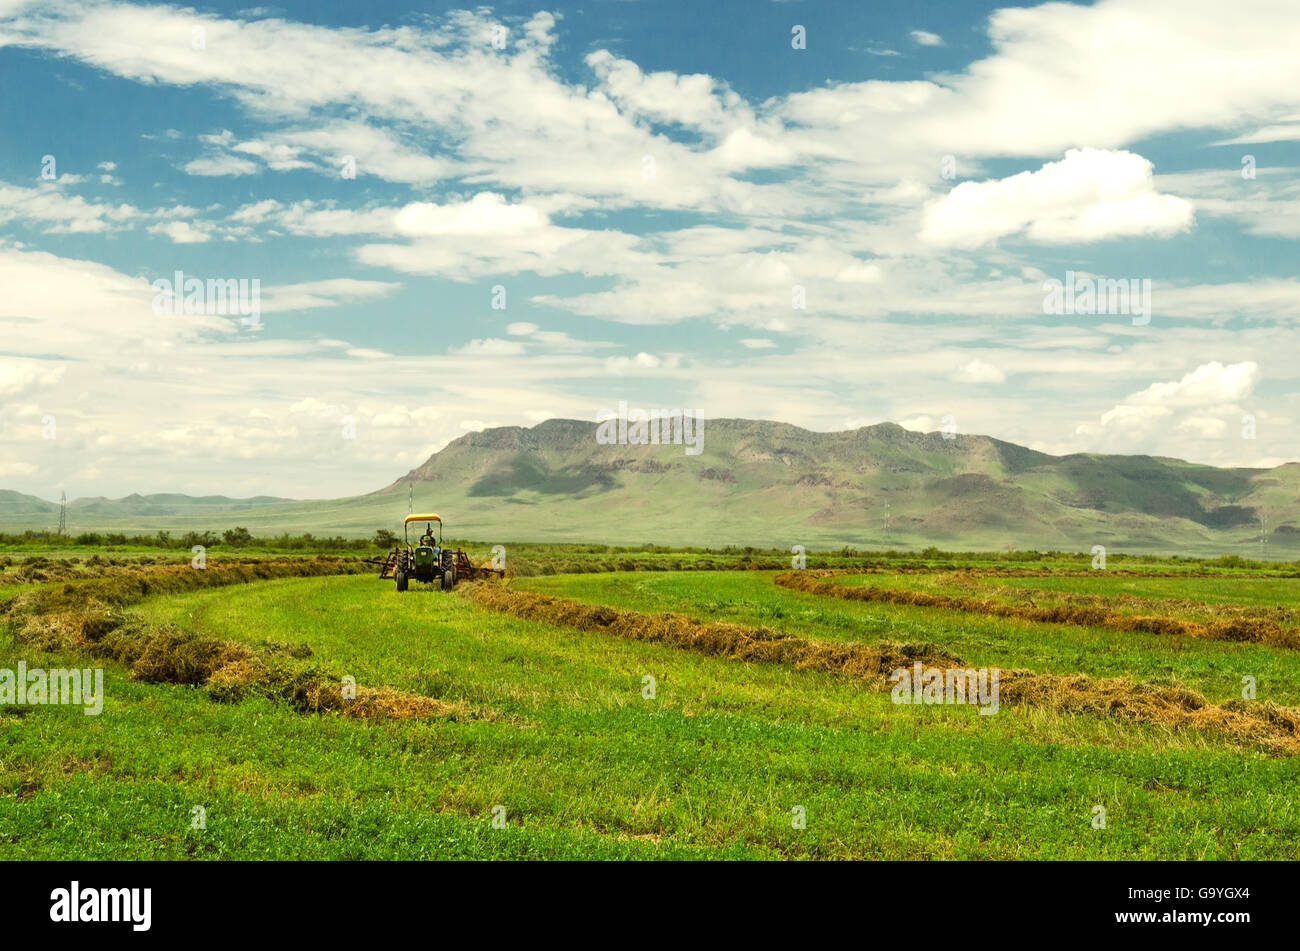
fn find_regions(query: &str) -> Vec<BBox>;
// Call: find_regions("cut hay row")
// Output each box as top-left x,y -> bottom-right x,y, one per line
8,556 -> 373,610
463,582 -> 1300,753
939,575 -> 1300,627
3,558 -> 471,721
938,567 -> 1300,579
773,570 -> 1300,650
460,581 -> 963,682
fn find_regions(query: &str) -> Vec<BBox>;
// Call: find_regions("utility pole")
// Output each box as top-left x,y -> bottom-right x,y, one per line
1259,512 -> 1267,559
408,482 -> 413,514
57,490 -> 66,536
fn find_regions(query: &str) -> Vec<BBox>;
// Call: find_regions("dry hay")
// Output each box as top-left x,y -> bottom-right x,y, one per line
773,571 -> 1300,650
927,575 -> 1300,631
995,670 -> 1300,752
463,581 -> 1300,753
461,580 -> 962,685
4,558 -> 466,721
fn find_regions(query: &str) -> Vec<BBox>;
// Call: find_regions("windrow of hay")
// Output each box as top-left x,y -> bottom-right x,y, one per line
935,575 -> 1300,628
464,582 -> 1300,753
931,567 -> 1300,579
993,671 -> 1300,753
774,571 -> 1300,650
460,581 -> 963,684
3,558 -> 473,721
7,555 -> 373,613
0,554 -> 190,587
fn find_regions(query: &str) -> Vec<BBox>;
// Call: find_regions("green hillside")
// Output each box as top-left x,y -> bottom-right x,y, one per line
2,419 -> 1297,555
0,490 -> 57,520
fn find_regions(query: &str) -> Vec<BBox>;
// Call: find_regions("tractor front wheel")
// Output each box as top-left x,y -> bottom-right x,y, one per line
395,567 -> 408,592
441,565 -> 457,591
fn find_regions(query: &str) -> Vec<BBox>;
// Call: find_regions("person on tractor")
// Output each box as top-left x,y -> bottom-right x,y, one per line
419,525 -> 436,548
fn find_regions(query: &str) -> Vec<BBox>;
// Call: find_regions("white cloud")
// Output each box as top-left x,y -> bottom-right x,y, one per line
586,49 -> 745,132
148,220 -> 211,243
451,338 -> 525,356
921,149 -> 1194,248
1077,361 -> 1260,445
259,279 -> 401,313
393,193 -> 546,236
1126,360 -> 1258,407
605,352 -> 665,373
910,30 -> 944,46
952,358 -> 1006,384
898,415 -> 937,432
0,359 -> 64,397
184,154 -> 259,177
1176,415 -> 1228,438
0,181 -> 137,233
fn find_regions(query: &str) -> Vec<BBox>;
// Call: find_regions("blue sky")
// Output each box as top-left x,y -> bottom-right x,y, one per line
1,0 -> 1298,499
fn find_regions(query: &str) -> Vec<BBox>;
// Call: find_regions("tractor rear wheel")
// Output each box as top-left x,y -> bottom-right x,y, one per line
395,567 -> 408,591
441,565 -> 457,591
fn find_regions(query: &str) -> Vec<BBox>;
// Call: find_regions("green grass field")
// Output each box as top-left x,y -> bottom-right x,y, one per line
3,554 -> 1299,859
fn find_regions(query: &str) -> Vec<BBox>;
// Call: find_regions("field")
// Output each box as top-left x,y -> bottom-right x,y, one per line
3,549 -> 1299,859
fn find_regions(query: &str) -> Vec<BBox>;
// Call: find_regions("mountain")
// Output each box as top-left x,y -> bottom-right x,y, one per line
68,493 -> 297,517
371,418 -> 1298,553
1,418 -> 1296,555
0,492 -> 299,535
0,490 -> 59,519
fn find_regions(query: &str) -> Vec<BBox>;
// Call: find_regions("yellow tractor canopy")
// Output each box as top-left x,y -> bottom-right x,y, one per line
404,513 -> 442,525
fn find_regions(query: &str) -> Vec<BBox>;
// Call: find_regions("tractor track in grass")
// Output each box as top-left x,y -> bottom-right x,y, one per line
773,570 -> 1300,650
3,558 -> 489,721
461,581 -> 1300,753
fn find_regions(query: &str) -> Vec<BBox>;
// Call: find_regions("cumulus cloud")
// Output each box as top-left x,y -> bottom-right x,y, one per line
0,181 -> 137,233
1077,361 -> 1260,444
393,193 -> 547,236
921,149 -> 1195,248
1125,360 -> 1258,407
952,359 -> 1006,384
148,220 -> 211,244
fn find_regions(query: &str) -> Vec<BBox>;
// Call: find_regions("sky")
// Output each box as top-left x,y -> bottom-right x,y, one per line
1,0 -> 1299,500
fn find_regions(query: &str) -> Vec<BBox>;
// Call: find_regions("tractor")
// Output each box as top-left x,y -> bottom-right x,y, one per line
380,514 -> 506,591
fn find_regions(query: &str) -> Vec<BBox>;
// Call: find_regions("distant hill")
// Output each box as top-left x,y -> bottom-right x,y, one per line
0,490 -> 58,519
371,418 -> 1298,553
0,491 -> 299,534
2,418 -> 1297,555
68,493 -> 297,517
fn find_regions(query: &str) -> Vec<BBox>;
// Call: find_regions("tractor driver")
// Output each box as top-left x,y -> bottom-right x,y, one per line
420,524 -> 437,548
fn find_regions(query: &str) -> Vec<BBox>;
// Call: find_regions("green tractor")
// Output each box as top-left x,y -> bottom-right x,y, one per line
392,514 -> 457,592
